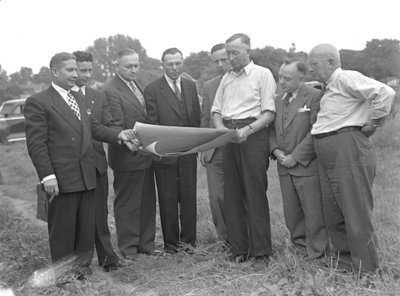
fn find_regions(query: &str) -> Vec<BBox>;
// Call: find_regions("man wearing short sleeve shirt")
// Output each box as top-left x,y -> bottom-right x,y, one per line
211,33 -> 276,262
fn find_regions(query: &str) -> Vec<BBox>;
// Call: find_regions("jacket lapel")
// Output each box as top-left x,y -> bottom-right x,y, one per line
49,86 -> 82,134
283,85 -> 308,130
275,93 -> 284,134
159,76 -> 182,117
75,92 -> 91,157
181,78 -> 192,116
115,76 -> 147,117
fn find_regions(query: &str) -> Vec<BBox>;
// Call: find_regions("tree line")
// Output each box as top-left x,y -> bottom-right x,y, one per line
1,35 -> 399,104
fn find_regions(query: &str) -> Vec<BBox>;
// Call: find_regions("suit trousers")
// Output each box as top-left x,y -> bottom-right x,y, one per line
314,129 -> 379,273
223,126 -> 272,257
47,189 -> 95,267
155,154 -> 197,252
113,167 -> 156,256
91,171 -> 118,266
205,147 -> 227,241
279,174 -> 328,258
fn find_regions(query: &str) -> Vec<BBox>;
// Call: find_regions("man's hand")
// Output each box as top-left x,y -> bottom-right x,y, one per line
43,178 -> 59,202
361,122 -> 378,137
233,127 -> 251,143
281,154 -> 298,168
199,152 -> 206,166
118,129 -> 137,141
273,149 -> 286,164
123,139 -> 141,152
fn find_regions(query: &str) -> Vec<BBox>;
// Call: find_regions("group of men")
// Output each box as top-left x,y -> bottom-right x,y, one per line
24,32 -> 395,284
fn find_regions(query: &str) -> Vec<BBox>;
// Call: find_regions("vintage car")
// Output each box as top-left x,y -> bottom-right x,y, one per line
0,98 -> 27,143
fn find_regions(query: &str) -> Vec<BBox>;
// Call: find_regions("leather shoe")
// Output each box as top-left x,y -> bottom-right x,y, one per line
229,254 -> 249,263
103,261 -> 124,272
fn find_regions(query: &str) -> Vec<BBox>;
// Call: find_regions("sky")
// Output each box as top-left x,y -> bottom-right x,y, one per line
0,0 -> 399,74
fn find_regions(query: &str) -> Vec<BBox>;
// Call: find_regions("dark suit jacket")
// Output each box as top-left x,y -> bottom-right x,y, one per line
83,87 -> 120,175
24,85 -> 120,193
269,84 -> 321,177
104,75 -> 152,171
200,75 -> 222,162
144,75 -> 201,164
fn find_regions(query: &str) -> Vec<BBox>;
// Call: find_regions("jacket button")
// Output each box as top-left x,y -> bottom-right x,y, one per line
72,137 -> 75,141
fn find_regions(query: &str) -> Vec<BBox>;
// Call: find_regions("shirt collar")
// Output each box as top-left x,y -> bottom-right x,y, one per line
326,67 -> 342,85
71,85 -> 86,95
117,73 -> 133,86
282,88 -> 300,100
230,60 -> 255,77
164,74 -> 181,85
52,81 -> 70,97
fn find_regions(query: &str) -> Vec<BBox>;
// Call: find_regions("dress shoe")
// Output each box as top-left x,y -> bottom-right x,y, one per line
73,266 -> 92,281
103,261 -> 124,272
228,253 -> 250,263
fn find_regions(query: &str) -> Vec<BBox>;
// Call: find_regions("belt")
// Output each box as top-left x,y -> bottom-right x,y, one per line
313,126 -> 362,139
223,118 -> 256,125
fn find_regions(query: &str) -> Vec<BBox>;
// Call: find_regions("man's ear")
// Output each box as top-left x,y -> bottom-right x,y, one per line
50,68 -> 58,77
328,58 -> 336,68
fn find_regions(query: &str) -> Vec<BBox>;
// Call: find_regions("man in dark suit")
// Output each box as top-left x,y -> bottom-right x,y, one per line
144,48 -> 201,254
200,43 -> 231,243
104,48 -> 156,259
72,51 -> 123,271
269,59 -> 329,259
24,52 -> 135,280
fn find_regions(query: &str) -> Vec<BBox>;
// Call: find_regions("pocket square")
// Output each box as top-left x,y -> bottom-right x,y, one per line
298,105 -> 311,112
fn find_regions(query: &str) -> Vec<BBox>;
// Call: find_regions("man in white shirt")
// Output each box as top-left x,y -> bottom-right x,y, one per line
308,43 -> 395,273
211,33 -> 276,263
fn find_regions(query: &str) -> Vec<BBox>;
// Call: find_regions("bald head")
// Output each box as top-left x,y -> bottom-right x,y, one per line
308,43 -> 341,82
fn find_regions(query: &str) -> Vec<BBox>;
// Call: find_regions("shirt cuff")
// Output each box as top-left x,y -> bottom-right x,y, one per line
42,174 -> 56,183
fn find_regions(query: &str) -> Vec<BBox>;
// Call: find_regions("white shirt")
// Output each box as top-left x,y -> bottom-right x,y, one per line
71,85 -> 86,96
164,74 -> 182,93
311,68 -> 395,134
211,61 -> 276,119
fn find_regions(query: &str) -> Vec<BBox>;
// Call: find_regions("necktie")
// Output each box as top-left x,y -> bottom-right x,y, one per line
67,92 -> 81,121
173,80 -> 181,101
284,93 -> 293,105
129,81 -> 146,109
78,87 -> 84,96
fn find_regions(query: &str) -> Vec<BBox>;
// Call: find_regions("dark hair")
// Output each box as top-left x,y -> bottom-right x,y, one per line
117,48 -> 137,59
283,58 -> 307,76
49,52 -> 75,69
161,48 -> 183,62
225,33 -> 251,48
210,43 -> 225,54
73,51 -> 93,63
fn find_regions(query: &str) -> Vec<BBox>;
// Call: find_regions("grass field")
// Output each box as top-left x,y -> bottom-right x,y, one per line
0,119 -> 399,296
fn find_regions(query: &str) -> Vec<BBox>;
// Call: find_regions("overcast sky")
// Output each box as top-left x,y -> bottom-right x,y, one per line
1,0 -> 399,73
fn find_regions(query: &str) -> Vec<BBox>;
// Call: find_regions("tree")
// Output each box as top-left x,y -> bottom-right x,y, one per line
87,34 -> 149,82
20,67 -> 33,85
32,66 -> 52,85
184,51 -> 215,82
363,39 -> 400,81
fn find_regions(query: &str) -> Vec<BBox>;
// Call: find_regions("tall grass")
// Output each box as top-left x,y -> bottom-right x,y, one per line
0,118 -> 400,295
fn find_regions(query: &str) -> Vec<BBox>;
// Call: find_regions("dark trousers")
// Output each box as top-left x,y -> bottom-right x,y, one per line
113,167 -> 156,256
47,189 -> 95,267
155,154 -> 197,252
314,129 -> 379,273
205,147 -> 227,241
279,174 -> 329,258
91,171 -> 118,266
223,125 -> 272,257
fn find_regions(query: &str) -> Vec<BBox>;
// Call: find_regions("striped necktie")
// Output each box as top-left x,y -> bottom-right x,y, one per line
67,92 -> 81,121
129,81 -> 146,109
173,80 -> 182,101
